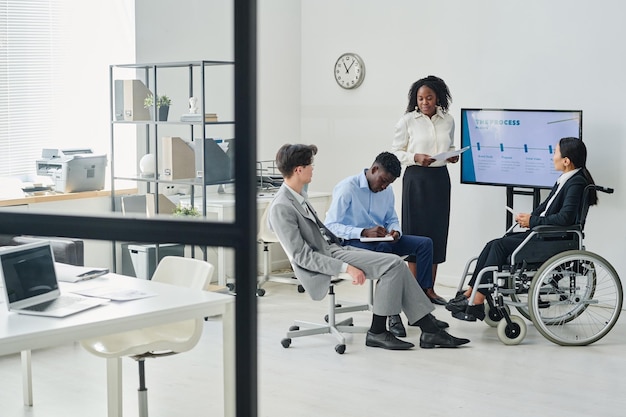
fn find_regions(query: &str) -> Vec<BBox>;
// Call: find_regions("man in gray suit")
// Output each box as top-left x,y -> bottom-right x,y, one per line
268,144 -> 470,350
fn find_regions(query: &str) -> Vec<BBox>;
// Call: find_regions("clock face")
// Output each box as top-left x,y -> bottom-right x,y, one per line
334,53 -> 365,89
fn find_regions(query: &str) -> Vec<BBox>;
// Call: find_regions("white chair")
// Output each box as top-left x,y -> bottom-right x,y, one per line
255,204 -> 302,296
80,256 -> 214,417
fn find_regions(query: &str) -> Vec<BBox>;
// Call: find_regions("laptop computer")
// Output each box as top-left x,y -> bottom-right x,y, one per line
0,241 -> 104,317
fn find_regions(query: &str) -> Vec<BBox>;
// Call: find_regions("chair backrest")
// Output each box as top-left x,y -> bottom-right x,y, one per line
576,184 -> 613,230
510,184 -> 613,268
258,204 -> 280,244
152,256 -> 214,290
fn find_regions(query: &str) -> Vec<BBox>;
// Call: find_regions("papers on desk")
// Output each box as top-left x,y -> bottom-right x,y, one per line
56,263 -> 109,283
69,285 -> 157,301
431,146 -> 470,161
360,235 -> 394,242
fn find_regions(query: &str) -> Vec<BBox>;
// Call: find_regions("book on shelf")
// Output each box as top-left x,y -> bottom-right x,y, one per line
180,113 -> 218,122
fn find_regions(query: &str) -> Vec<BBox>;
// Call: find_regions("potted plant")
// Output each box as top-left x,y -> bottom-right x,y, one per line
144,94 -> 172,121
172,203 -> 200,217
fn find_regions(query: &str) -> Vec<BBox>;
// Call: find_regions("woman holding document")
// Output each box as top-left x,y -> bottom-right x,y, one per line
391,75 -> 459,303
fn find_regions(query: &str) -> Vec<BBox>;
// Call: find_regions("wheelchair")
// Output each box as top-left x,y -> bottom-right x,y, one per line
456,185 -> 623,346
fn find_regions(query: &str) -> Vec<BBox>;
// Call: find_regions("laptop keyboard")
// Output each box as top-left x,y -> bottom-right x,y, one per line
23,296 -> 88,312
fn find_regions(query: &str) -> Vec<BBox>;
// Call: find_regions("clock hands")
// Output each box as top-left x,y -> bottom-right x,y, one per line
342,59 -> 355,74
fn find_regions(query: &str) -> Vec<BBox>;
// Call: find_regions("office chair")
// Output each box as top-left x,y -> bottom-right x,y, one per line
80,256 -> 214,417
280,270 -> 374,354
255,204 -> 303,296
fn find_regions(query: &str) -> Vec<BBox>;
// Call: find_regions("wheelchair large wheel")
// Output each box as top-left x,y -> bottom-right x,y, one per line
529,250 -> 622,346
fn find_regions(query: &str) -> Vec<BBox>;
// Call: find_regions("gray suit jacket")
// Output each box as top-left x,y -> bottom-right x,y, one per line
268,184 -> 343,300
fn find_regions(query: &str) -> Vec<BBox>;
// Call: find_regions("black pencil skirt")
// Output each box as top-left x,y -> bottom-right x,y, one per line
401,165 -> 451,264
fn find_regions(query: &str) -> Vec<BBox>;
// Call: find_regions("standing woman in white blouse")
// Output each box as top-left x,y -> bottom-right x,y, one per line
391,75 -> 458,304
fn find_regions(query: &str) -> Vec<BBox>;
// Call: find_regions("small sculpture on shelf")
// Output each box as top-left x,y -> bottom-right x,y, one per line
189,96 -> 198,114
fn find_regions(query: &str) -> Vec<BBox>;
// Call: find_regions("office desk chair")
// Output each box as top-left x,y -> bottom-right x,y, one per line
80,256 -> 214,417
280,267 -> 374,354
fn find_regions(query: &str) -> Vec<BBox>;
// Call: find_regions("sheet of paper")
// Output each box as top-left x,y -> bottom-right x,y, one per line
505,206 -> 518,216
431,146 -> 470,161
360,235 -> 394,242
70,286 -> 157,301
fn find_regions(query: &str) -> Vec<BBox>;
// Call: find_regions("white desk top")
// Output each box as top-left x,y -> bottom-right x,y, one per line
0,273 -> 234,356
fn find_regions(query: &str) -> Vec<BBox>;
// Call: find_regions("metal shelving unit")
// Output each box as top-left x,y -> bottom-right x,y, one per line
109,60 -> 235,272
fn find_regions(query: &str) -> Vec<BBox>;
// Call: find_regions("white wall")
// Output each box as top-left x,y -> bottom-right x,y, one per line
296,0 -> 626,286
134,0 -> 626,285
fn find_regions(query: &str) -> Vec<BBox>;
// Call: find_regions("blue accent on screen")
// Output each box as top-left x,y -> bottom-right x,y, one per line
460,108 -> 582,189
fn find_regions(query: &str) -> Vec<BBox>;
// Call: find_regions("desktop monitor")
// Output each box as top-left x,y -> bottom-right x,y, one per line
460,108 -> 582,189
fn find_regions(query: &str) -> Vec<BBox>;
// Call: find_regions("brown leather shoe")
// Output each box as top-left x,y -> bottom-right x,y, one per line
425,288 -> 447,305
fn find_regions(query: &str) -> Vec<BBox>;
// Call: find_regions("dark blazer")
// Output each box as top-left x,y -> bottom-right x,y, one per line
529,170 -> 588,228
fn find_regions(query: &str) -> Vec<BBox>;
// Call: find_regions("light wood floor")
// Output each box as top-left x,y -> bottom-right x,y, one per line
1,281 -> 625,417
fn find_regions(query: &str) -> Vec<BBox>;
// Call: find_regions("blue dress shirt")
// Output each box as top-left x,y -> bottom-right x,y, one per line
325,169 -> 401,240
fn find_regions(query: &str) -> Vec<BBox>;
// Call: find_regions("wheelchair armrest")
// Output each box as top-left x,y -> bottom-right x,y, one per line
532,224 -> 582,235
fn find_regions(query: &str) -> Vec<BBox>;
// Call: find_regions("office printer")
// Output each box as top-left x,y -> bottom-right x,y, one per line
36,148 -> 107,193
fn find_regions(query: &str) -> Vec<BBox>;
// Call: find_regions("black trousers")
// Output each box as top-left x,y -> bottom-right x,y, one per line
468,231 -> 531,294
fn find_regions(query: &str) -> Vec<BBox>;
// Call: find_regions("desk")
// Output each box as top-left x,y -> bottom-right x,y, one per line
0,274 -> 235,417
0,188 -> 137,207
184,191 -> 331,285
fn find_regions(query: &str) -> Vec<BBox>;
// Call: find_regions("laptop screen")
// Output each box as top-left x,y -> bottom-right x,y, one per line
0,242 -> 59,305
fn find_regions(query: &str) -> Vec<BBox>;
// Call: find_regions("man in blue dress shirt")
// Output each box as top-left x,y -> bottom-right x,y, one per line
325,152 -> 446,337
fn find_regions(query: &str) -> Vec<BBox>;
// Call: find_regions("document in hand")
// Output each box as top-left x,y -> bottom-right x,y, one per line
431,146 -> 470,161
505,206 -> 518,216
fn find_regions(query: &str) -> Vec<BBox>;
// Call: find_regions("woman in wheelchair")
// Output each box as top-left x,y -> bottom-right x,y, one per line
446,137 -> 597,322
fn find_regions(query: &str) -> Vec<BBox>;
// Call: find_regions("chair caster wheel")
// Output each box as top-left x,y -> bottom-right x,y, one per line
497,315 -> 527,345
289,325 -> 299,331
256,288 -> 266,297
335,344 -> 346,354
281,338 -> 291,348
297,285 -> 305,293
226,283 -> 235,292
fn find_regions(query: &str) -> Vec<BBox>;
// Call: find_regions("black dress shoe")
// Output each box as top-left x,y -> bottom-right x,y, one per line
445,296 -> 468,314
388,314 -> 407,337
429,313 -> 449,329
419,330 -> 470,348
451,304 -> 486,322
366,331 -> 414,350
425,288 -> 448,305
409,313 -> 449,329
429,295 -> 448,305
450,292 -> 467,303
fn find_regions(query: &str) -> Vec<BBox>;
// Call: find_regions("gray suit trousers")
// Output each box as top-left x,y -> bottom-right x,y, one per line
329,245 -> 434,323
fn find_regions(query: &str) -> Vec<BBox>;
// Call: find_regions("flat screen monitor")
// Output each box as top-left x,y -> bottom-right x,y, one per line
460,108 -> 582,189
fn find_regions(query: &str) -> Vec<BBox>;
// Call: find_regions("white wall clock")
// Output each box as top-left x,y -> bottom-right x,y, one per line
334,52 -> 365,89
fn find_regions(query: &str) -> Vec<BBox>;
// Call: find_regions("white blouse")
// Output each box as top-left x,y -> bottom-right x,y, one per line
391,107 -> 455,168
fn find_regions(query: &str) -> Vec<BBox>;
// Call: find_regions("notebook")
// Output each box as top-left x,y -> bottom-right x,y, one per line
359,235 -> 394,243
0,241 -> 105,317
